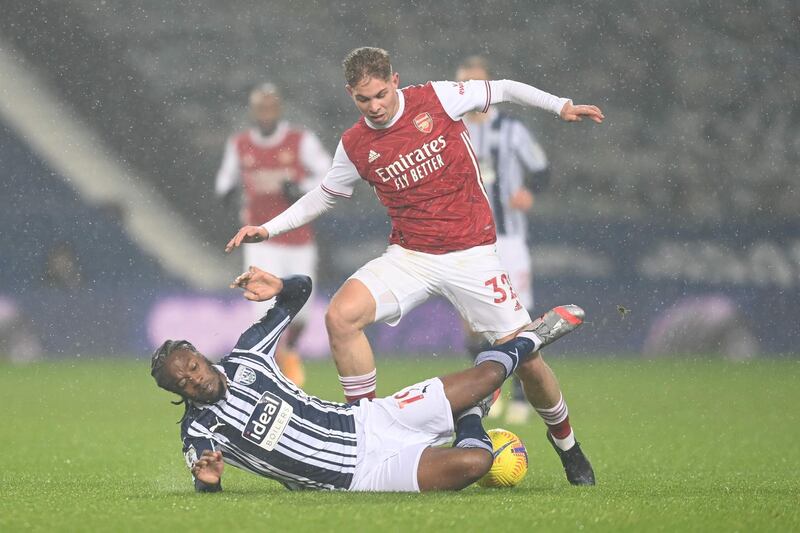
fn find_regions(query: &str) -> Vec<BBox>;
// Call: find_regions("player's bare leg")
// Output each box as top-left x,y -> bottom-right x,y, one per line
417,447 -> 493,491
514,355 -> 562,409
325,278 -> 379,402
417,334 -> 538,490
495,305 -> 596,486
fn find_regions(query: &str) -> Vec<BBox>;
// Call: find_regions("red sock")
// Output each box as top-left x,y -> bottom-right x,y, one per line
339,370 -> 377,403
547,415 -> 572,439
345,390 -> 376,403
535,395 -> 572,439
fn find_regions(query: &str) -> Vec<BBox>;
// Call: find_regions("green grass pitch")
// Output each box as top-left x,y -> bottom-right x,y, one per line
2,356 -> 799,532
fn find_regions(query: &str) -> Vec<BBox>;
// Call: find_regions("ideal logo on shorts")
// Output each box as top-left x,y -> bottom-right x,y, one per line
242,391 -> 293,451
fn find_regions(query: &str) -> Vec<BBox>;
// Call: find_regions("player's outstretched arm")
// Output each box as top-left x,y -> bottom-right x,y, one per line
191,450 -> 224,492
488,80 -> 604,123
224,185 -> 338,253
225,225 -> 269,253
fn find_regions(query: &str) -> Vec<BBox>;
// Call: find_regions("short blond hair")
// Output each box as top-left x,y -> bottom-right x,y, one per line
343,47 -> 392,86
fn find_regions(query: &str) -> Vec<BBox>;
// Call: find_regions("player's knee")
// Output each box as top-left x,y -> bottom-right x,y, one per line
325,299 -> 369,338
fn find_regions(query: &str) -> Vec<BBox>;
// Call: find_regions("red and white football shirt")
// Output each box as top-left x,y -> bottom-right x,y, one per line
322,81 -> 499,254
216,121 -> 331,245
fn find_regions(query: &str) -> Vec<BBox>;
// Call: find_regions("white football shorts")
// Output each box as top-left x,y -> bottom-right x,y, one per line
349,378 -> 454,492
350,244 -> 531,342
243,241 -> 317,323
495,234 -> 533,310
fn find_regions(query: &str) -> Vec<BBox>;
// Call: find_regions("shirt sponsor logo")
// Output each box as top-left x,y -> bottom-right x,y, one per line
242,391 -> 293,451
413,112 -> 434,134
374,135 -> 448,190
234,365 -> 257,386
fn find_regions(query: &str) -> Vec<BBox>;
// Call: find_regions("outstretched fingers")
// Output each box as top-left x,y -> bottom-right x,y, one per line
574,104 -> 605,123
225,226 -> 267,252
225,228 -> 246,253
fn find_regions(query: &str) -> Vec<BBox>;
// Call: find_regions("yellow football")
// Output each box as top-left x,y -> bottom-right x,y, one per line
477,428 -> 529,488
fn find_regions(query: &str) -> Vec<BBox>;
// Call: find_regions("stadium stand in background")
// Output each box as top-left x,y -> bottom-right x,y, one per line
1,0 -> 797,357
3,0 -> 798,232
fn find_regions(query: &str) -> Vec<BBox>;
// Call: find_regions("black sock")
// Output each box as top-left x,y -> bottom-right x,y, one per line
453,412 -> 493,455
473,336 -> 536,378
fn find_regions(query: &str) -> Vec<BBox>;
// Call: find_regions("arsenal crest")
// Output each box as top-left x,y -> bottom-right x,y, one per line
413,112 -> 433,134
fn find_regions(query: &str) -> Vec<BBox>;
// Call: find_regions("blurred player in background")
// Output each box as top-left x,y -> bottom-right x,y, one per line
215,83 -> 332,386
226,48 -> 603,485
456,56 -> 550,425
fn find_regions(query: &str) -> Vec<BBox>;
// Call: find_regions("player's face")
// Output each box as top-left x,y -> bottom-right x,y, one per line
250,92 -> 282,133
165,348 -> 227,404
455,66 -> 489,82
346,72 -> 400,125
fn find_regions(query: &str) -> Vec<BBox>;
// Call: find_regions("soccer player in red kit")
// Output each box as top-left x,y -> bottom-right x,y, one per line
226,48 -> 604,485
216,83 -> 332,386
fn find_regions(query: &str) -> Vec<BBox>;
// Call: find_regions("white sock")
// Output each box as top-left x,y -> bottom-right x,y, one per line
338,369 -> 377,399
457,406 -> 482,421
516,331 -> 543,352
551,430 -> 576,451
535,394 -> 569,425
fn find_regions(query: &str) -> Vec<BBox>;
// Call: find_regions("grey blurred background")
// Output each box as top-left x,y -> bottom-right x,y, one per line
1,0 -> 798,359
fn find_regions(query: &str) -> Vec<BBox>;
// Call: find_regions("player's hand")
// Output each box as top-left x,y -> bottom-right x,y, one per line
225,225 -> 269,253
509,188 -> 534,211
559,101 -> 604,123
230,266 -> 285,302
191,450 -> 224,485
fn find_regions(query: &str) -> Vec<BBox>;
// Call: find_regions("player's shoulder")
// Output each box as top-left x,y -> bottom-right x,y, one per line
401,82 -> 434,95
401,82 -> 441,104
284,123 -> 316,138
340,117 -> 372,150
231,129 -> 252,143
179,402 -> 203,433
342,117 -> 368,136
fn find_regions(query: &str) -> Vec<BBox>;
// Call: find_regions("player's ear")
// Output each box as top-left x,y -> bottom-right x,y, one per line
345,84 -> 354,97
391,72 -> 399,87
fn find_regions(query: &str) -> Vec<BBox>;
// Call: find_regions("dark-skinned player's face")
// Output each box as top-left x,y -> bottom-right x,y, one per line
163,348 -> 227,404
346,72 -> 400,125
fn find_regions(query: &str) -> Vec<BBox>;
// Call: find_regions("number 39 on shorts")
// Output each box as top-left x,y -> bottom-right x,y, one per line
485,274 -> 518,304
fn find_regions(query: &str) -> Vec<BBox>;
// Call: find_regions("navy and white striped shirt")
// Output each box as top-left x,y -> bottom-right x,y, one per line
465,108 -> 549,238
180,276 -> 358,491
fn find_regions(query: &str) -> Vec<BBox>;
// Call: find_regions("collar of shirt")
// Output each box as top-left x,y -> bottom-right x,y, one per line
248,121 -> 289,147
364,89 -> 406,130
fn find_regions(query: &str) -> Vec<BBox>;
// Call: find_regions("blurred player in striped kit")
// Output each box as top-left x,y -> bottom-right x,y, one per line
215,83 -> 332,386
455,56 -> 550,425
